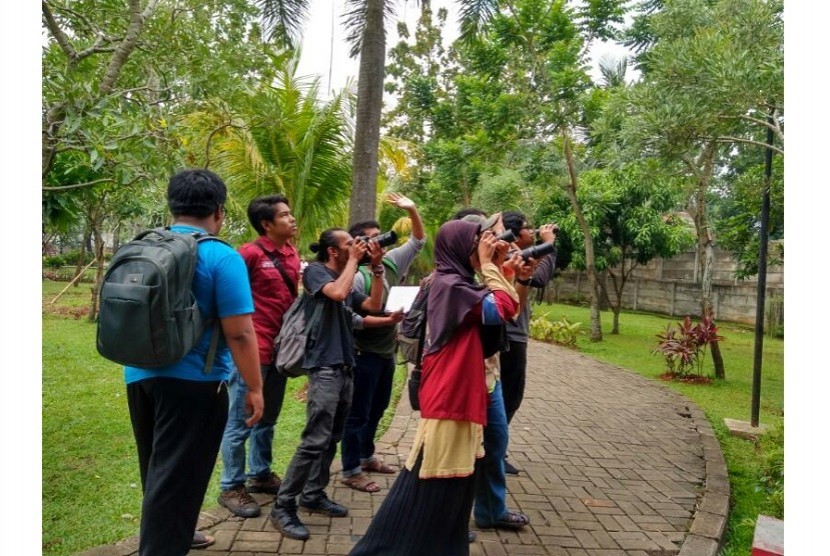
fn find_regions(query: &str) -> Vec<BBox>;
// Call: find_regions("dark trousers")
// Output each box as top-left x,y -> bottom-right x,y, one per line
499,340 -> 528,423
277,366 -> 353,509
341,352 -> 395,475
127,377 -> 228,556
349,448 -> 475,556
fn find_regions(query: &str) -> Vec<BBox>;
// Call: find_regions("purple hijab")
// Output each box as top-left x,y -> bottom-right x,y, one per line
425,220 -> 489,354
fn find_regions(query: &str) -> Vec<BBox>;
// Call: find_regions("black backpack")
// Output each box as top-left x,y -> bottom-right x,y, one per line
399,275 -> 431,411
398,277 -> 430,366
96,227 -> 227,371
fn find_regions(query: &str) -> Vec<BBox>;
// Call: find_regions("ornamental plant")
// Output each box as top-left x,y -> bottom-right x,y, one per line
530,316 -> 582,347
652,315 -> 724,378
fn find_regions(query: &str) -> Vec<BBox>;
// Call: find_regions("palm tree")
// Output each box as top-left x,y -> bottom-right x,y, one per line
256,0 -> 499,224
189,54 -> 354,247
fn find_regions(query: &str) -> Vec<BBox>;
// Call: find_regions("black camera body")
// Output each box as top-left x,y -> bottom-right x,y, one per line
495,229 -> 516,243
357,230 -> 398,249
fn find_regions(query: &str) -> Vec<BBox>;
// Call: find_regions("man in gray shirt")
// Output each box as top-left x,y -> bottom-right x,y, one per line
500,211 -> 558,475
340,194 -> 426,493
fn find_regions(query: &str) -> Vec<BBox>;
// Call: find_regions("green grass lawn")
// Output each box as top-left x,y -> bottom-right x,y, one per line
533,302 -> 784,556
43,280 -> 782,555
41,279 -> 405,555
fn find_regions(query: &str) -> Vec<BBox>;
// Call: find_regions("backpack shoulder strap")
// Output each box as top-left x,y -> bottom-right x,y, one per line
254,240 -> 298,298
357,258 -> 399,296
185,230 -> 229,374
358,265 -> 373,295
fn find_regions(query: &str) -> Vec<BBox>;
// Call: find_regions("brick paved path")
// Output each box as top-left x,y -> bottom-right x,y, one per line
80,340 -> 728,556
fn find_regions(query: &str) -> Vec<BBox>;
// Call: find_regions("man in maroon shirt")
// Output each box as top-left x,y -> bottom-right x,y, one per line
217,195 -> 300,517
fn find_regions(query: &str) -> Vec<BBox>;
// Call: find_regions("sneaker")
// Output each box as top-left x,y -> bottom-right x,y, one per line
299,497 -> 349,517
269,505 -> 310,540
247,471 -> 282,494
218,485 -> 261,518
504,459 -> 521,475
468,530 -> 477,543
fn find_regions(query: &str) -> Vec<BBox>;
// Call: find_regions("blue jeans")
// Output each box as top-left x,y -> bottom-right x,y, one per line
219,364 -> 287,491
277,366 -> 353,508
340,352 -> 395,477
473,380 -> 509,527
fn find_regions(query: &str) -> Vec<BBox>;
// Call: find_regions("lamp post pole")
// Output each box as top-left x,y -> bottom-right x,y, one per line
750,109 -> 776,427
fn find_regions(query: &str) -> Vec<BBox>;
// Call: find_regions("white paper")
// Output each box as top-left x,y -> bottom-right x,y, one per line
384,286 -> 421,313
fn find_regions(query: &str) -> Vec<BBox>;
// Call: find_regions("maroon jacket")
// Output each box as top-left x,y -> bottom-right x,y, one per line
238,237 -> 300,365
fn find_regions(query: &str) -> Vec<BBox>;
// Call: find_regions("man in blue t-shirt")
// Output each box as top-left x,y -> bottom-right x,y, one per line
124,169 -> 264,556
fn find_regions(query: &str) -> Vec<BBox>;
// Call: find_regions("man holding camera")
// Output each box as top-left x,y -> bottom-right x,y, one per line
339,193 -> 426,493
499,211 -> 558,475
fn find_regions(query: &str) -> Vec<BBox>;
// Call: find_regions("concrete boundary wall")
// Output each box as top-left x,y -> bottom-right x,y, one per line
543,247 -> 784,325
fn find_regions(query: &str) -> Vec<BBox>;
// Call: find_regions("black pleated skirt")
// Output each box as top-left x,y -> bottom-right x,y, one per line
349,449 -> 475,556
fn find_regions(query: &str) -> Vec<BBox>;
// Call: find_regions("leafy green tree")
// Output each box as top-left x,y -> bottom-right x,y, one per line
607,0 -> 783,377
713,154 -> 784,279
182,55 -> 355,250
453,0 -> 625,341
574,162 -> 694,334
43,0 -> 285,316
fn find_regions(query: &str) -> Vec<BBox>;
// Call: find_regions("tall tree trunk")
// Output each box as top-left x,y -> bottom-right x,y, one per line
349,0 -> 386,225
88,217 -> 105,322
563,133 -> 601,341
598,272 -> 621,334
689,145 -> 725,379
74,226 -> 92,287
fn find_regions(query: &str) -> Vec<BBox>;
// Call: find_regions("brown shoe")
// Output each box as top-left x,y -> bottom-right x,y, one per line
247,470 -> 282,494
218,485 -> 261,518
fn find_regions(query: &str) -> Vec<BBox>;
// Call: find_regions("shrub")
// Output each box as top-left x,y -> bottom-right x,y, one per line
62,249 -> 96,266
530,316 -> 582,347
652,315 -> 724,378
43,254 -> 66,269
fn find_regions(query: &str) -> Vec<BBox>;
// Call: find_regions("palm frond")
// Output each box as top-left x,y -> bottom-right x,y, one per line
256,0 -> 310,49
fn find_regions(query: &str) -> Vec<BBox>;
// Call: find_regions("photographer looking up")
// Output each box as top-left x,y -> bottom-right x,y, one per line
499,211 -> 558,475
340,193 -> 426,493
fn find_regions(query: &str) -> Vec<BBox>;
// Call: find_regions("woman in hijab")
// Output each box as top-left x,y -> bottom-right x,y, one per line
349,219 -> 519,556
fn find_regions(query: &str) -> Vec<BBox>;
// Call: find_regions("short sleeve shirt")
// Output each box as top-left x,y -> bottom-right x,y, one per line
124,224 -> 254,384
302,262 -> 368,369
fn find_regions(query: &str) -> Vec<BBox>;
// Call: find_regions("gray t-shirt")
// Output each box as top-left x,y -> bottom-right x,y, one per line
302,262 -> 368,369
505,250 -> 557,343
352,235 -> 426,355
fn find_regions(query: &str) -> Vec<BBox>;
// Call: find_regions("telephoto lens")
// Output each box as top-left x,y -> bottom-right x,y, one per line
519,241 -> 556,261
358,230 -> 398,248
496,229 -> 516,243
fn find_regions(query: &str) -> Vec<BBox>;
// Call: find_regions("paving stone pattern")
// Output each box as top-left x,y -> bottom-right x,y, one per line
78,340 -> 728,556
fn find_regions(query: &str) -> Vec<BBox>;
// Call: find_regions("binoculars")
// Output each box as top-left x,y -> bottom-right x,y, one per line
356,230 -> 398,249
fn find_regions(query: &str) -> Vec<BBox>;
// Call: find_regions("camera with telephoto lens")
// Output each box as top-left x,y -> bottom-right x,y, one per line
518,241 -> 556,261
357,230 -> 398,249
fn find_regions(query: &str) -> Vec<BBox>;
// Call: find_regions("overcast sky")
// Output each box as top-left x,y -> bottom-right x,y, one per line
295,0 -> 635,98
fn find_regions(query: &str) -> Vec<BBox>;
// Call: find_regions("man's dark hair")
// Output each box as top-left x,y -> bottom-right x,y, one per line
452,207 -> 487,220
167,169 -> 227,218
247,194 -> 290,235
348,220 -> 381,238
309,227 -> 345,262
501,210 -> 528,237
